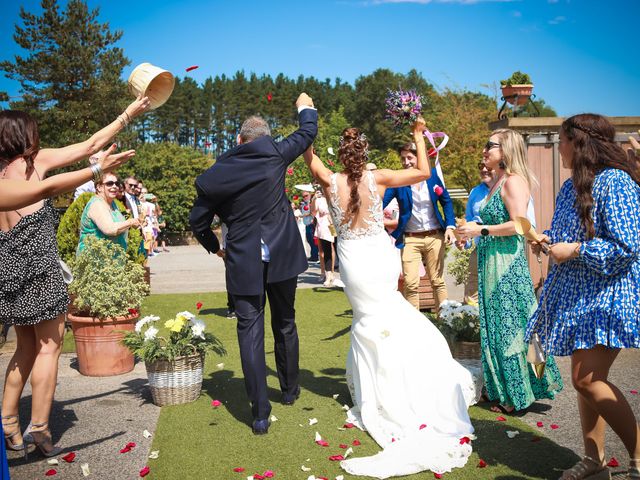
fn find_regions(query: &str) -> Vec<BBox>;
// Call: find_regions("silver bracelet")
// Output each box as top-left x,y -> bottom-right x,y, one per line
90,163 -> 103,183
117,114 -> 128,128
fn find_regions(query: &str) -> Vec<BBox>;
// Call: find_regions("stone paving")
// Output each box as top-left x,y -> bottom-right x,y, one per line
1,246 -> 638,479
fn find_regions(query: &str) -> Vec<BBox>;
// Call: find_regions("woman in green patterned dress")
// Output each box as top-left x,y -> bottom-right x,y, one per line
457,129 -> 563,413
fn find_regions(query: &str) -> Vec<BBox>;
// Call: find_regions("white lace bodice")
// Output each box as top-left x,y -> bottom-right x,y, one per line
328,171 -> 384,240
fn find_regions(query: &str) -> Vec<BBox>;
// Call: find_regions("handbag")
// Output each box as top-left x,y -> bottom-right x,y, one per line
526,254 -> 555,379
59,259 -> 74,285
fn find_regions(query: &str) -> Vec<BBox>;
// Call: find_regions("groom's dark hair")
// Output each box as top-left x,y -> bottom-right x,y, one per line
239,116 -> 271,143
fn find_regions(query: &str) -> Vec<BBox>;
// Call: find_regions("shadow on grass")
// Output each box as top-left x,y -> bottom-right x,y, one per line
199,307 -> 231,317
472,417 -> 580,479
322,325 -> 351,341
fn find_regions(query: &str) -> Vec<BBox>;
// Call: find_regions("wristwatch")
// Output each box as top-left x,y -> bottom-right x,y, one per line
480,227 -> 490,236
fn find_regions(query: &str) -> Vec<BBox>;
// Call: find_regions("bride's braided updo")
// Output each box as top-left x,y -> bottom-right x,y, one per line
338,127 -> 369,224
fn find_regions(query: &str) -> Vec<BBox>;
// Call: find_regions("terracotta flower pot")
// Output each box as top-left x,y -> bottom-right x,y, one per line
68,312 -> 138,376
501,84 -> 533,105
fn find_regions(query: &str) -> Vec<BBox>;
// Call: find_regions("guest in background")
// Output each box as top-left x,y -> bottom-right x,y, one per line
123,176 -> 140,219
76,172 -> 141,255
300,190 -> 318,262
457,129 -> 563,414
312,189 -> 336,287
527,114 -> 640,480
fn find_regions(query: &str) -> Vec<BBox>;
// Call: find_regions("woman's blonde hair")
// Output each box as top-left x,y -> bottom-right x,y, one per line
492,128 -> 537,189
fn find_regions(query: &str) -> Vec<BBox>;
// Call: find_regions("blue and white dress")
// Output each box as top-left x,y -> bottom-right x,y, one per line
527,168 -> 640,356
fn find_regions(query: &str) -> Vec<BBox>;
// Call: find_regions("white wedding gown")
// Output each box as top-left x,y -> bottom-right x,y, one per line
328,171 -> 476,479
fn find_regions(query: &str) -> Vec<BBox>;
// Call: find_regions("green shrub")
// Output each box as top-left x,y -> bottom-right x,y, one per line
69,236 -> 148,318
447,244 -> 473,286
57,192 -> 94,264
501,71 -> 533,86
116,143 -> 212,232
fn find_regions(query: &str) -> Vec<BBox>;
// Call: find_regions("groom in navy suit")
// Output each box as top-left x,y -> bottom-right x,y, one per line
189,93 -> 318,434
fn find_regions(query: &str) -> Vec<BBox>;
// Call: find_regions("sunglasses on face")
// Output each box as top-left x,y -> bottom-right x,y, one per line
484,141 -> 501,151
477,162 -> 492,171
102,181 -> 120,187
127,183 -> 137,188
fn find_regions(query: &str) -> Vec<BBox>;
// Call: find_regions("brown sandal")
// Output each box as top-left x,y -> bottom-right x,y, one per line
559,456 -> 610,480
628,458 -> 640,480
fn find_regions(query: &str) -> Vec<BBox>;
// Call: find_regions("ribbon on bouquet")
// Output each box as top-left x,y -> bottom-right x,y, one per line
423,129 -> 449,186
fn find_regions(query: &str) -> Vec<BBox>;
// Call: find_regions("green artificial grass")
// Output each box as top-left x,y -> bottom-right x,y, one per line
133,290 -> 579,480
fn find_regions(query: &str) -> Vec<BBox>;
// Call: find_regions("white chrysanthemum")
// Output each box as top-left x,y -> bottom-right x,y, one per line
190,319 -> 206,339
144,326 -> 159,341
134,315 -> 160,333
177,311 -> 196,321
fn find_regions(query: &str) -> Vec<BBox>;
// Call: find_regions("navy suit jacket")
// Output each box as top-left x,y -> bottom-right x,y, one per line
189,108 -> 318,296
382,167 -> 455,249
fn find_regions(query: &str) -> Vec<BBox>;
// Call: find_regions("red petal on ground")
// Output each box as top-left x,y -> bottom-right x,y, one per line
185,66 -> 199,72
287,168 -> 294,175
126,442 -> 136,448
45,470 -> 57,476
120,447 -> 131,453
478,459 -> 487,468
496,416 -> 507,422
62,452 -> 76,463
631,390 -> 638,394
233,467 -> 245,472
316,440 -> 330,447
263,471 -> 274,478
339,444 -> 348,449
434,473 -> 443,479
329,455 -> 345,461
352,439 -> 361,446
550,424 -> 559,430
253,474 -> 265,480
211,400 -> 222,407
139,466 -> 150,477
196,302 -> 203,310
343,423 -> 355,429
419,424 -> 427,430
536,421 -> 544,427
459,436 -> 471,444
607,457 -> 620,467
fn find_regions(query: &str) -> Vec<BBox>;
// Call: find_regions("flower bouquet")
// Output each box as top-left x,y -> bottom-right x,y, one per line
438,300 -> 480,343
122,311 -> 226,406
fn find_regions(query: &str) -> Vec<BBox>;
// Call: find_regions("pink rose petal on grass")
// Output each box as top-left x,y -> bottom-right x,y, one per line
550,424 -> 559,430
478,459 -> 487,468
211,400 -> 222,407
45,470 -> 57,476
233,467 -> 245,472
536,421 -> 544,427
343,423 -> 355,429
62,452 -> 76,463
263,471 -> 275,478
607,457 -> 619,467
352,439 -> 361,446
253,474 -> 265,480
316,440 -> 330,447
329,455 -> 345,461
496,416 -> 507,422
139,466 -> 150,477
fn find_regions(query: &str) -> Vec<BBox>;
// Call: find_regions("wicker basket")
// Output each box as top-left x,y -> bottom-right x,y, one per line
145,353 -> 204,406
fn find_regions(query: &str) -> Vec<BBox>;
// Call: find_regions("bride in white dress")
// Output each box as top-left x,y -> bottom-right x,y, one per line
303,120 -> 477,479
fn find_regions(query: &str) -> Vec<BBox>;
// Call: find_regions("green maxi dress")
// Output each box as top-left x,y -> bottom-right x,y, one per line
477,183 -> 563,411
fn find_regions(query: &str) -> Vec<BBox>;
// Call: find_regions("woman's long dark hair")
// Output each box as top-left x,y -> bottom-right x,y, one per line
338,127 -> 369,224
0,110 -> 40,174
562,113 -> 640,239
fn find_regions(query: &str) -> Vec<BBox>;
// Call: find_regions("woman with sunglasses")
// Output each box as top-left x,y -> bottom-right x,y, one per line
456,129 -> 563,414
0,96 -> 149,460
76,172 -> 141,255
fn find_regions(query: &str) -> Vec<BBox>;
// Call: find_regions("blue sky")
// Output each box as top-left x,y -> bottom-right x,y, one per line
1,0 -> 638,117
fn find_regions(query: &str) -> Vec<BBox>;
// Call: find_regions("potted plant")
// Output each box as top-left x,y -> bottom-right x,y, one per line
68,236 -> 148,376
122,310 -> 226,406
500,71 -> 533,106
437,300 -> 481,359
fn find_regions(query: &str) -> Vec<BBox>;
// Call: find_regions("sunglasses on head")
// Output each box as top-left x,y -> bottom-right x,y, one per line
484,141 -> 500,151
477,162 -> 492,171
102,181 -> 120,187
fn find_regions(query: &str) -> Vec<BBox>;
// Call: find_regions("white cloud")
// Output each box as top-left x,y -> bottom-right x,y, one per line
548,15 -> 566,24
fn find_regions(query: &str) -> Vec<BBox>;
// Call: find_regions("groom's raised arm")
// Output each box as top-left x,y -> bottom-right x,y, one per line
275,93 -> 318,164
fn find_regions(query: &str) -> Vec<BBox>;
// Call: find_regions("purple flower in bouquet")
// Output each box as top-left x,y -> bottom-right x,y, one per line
385,89 -> 423,130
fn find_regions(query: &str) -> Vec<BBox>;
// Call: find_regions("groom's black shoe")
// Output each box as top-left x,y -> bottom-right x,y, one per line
282,386 -> 301,406
252,418 -> 270,435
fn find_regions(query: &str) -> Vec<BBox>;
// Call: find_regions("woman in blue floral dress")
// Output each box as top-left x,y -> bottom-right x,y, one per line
457,129 -> 563,414
527,114 -> 640,480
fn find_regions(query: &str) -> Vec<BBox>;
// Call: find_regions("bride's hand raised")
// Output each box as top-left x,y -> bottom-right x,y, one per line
412,116 -> 427,136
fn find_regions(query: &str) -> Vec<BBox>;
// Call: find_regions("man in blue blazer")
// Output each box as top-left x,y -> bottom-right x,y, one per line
383,142 -> 456,311
189,93 -> 317,434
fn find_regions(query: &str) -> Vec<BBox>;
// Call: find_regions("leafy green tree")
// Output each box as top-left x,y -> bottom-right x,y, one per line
0,0 -> 130,146
116,143 -> 212,231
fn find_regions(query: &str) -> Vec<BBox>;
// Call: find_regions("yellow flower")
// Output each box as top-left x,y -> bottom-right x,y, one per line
164,316 -> 186,332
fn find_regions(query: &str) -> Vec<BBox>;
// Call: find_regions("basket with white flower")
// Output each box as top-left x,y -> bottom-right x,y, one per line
437,300 -> 481,359
122,310 -> 226,406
